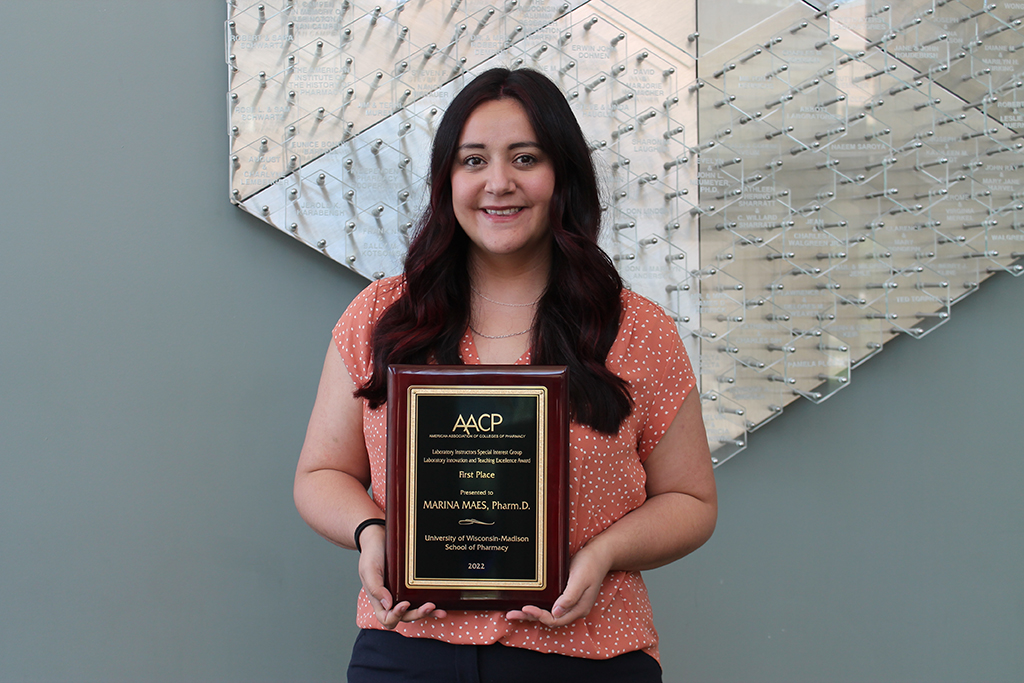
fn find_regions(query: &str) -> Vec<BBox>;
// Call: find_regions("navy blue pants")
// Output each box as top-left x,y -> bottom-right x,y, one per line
348,629 -> 662,683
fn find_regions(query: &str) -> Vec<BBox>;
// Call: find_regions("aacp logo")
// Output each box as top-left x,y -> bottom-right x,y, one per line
452,413 -> 503,434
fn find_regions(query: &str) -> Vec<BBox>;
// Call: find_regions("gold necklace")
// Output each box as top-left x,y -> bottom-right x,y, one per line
468,323 -> 535,339
468,282 -> 539,339
469,283 -> 542,308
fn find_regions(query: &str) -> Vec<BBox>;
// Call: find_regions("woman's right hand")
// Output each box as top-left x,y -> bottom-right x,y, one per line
357,524 -> 447,628
295,346 -> 446,627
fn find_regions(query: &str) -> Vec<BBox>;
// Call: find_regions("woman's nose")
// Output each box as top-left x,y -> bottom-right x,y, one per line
484,164 -> 516,194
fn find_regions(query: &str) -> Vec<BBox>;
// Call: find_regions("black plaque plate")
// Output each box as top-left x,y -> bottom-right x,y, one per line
385,365 -> 569,611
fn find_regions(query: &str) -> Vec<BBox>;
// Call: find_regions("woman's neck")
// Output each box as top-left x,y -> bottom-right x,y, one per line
466,249 -> 550,364
467,247 -> 551,303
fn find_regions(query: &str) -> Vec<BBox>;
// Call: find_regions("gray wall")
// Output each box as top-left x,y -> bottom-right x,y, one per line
1,2 -> 1020,682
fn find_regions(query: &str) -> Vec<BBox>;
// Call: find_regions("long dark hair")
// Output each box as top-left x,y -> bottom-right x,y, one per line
355,68 -> 632,434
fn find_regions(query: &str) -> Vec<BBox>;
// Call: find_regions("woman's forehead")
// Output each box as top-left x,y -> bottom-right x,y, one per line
458,99 -> 539,147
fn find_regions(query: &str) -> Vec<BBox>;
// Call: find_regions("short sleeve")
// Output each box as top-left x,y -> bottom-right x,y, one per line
637,327 -> 696,460
331,276 -> 403,387
616,293 -> 696,461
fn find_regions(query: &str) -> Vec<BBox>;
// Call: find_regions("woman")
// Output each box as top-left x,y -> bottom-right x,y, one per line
294,67 -> 717,682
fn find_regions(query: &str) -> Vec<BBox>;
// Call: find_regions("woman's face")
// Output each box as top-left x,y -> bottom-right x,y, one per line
451,98 -> 556,267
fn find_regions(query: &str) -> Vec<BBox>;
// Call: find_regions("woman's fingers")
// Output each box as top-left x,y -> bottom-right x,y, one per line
379,601 -> 411,629
401,602 -> 447,622
365,583 -> 393,613
506,544 -> 612,626
550,577 -> 587,619
369,600 -> 447,628
505,608 -> 543,622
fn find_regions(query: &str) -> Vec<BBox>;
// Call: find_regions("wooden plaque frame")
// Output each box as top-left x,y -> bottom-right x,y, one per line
386,365 -> 569,611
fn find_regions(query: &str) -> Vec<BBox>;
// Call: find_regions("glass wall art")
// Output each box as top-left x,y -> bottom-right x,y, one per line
227,0 -> 1024,465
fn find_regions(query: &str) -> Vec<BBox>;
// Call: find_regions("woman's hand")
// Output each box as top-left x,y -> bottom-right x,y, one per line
357,524 -> 447,628
295,346 -> 446,628
505,542 -> 612,628
504,390 -> 717,629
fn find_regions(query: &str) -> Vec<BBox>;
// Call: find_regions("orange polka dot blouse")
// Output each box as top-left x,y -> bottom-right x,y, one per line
333,276 -> 696,662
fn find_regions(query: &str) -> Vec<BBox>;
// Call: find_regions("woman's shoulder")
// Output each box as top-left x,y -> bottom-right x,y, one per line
619,288 -> 680,336
334,275 -> 406,380
342,274 -> 406,322
357,274 -> 406,305
613,289 -> 695,411
610,288 -> 686,365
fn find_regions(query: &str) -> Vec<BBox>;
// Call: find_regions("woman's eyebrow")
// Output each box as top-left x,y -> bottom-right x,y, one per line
457,141 -> 541,150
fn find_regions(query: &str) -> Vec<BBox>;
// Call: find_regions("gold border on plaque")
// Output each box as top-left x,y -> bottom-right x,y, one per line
405,386 -> 547,591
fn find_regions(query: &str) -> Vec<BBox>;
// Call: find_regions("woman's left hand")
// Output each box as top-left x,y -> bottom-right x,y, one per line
505,543 -> 612,627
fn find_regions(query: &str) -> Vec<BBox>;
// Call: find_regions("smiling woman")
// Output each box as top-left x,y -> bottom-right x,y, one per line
452,97 -> 556,355
354,67 -> 634,417
451,98 -> 556,269
293,68 -> 716,683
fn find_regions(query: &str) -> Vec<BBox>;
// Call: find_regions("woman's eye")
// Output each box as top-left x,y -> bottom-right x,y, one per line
515,154 -> 537,165
463,156 -> 485,167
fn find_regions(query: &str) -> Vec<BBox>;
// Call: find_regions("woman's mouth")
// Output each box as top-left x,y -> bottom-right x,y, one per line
483,207 -> 523,216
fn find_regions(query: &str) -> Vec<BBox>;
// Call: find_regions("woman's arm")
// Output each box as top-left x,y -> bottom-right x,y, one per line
507,388 -> 717,626
587,387 -> 718,570
294,344 -> 377,547
294,344 -> 446,626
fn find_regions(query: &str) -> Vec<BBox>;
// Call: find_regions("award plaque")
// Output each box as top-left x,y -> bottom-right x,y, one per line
385,365 -> 569,611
